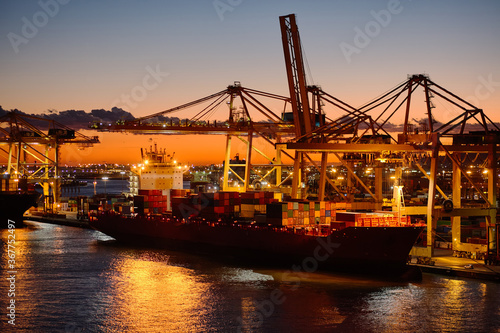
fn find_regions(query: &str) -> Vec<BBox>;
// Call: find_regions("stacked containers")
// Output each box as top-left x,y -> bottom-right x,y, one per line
213,191 -> 240,215
171,192 -> 241,220
68,199 -> 77,212
240,191 -> 277,218
197,192 -> 241,218
346,214 -> 412,227
171,195 -> 198,219
335,211 -> 366,228
280,201 -> 335,226
138,189 -> 168,214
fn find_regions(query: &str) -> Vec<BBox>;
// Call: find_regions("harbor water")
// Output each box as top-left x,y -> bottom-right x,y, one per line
59,179 -> 129,197
1,221 -> 500,333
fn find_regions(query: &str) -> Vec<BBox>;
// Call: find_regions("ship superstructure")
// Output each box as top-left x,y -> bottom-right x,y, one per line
129,144 -> 185,211
130,145 -> 184,193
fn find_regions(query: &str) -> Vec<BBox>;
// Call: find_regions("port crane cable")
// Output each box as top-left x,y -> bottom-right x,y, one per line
369,84 -> 419,141
189,93 -> 229,124
357,79 -> 408,112
134,89 -> 228,122
240,90 -> 284,123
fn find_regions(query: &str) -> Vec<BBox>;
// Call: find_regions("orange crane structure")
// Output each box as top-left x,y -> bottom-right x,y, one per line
93,83 -> 298,192
93,14 -> 499,259
0,112 -> 99,211
279,14 -> 499,258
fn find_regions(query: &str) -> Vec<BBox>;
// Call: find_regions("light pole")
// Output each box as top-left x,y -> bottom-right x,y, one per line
102,176 -> 109,195
120,171 -> 126,193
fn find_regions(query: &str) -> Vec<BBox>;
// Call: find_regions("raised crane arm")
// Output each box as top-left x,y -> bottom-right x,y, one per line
279,14 -> 312,138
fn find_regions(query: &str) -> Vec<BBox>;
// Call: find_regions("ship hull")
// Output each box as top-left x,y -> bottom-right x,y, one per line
90,214 -> 423,279
0,192 -> 40,228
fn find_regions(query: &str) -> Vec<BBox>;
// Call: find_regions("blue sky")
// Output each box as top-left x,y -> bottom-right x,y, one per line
1,0 -> 499,117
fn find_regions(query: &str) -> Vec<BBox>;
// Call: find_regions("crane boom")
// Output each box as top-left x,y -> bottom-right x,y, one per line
279,14 -> 312,138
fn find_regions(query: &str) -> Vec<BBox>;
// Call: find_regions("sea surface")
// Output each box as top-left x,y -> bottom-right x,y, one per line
59,179 -> 129,197
1,221 -> 500,333
59,179 -> 190,197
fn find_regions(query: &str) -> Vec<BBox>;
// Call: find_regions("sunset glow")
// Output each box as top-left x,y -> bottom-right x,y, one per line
1,1 -> 499,164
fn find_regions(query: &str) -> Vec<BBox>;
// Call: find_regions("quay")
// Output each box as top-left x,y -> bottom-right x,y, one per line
410,249 -> 500,282
25,212 -> 91,229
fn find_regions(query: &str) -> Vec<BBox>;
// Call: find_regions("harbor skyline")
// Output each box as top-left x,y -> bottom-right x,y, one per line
1,0 -> 500,164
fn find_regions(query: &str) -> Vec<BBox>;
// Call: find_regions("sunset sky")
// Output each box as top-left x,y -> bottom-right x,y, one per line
1,0 -> 499,164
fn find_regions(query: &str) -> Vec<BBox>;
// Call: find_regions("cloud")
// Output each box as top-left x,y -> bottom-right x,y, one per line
0,106 -> 135,130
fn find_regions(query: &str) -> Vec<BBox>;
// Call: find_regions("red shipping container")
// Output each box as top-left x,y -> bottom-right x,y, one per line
138,189 -> 153,195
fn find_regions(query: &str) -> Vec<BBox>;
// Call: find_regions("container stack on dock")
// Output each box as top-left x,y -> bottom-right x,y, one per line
1,179 -> 22,191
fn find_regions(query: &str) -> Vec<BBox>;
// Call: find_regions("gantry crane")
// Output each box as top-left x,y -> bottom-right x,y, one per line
92,83 -> 298,192
279,14 -> 499,258
286,73 -> 500,258
91,14 -> 499,258
0,112 -> 99,211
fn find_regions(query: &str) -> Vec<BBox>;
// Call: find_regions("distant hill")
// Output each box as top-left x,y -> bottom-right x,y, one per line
0,106 -> 135,130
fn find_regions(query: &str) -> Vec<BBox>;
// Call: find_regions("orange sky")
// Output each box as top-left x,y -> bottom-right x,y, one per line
60,131 -> 291,166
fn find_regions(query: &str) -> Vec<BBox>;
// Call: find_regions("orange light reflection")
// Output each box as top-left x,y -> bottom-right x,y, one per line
104,254 -> 213,332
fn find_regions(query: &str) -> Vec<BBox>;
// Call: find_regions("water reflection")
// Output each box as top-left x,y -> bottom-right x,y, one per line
1,222 -> 499,332
103,253 -> 213,332
361,277 -> 500,333
0,226 -> 34,330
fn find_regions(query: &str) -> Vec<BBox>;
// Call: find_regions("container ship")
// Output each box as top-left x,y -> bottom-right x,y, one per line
90,146 -> 424,279
1,178 -> 41,228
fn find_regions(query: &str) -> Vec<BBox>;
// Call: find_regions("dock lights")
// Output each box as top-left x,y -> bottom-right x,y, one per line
102,176 -> 109,194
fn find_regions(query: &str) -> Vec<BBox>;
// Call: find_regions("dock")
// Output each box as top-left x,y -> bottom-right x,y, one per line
25,212 -> 91,229
410,249 -> 500,282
